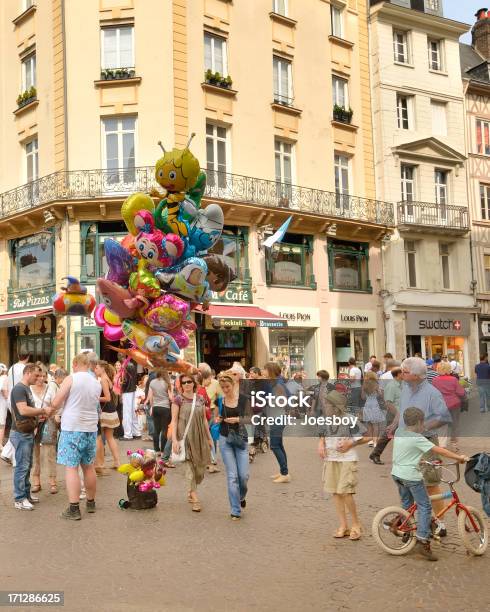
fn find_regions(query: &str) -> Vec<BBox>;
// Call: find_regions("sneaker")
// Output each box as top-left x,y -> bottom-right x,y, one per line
240,499 -> 247,509
28,495 -> 40,504
414,539 -> 438,561
79,488 -> 87,500
434,521 -> 447,538
86,500 -> 96,514
14,498 -> 34,511
61,506 -> 82,521
230,515 -> 241,521
273,474 -> 291,483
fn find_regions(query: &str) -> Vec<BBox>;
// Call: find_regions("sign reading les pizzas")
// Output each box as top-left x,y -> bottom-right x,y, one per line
405,312 -> 470,336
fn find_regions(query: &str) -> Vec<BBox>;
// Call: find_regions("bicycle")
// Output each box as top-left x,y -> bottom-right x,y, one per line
372,461 -> 488,556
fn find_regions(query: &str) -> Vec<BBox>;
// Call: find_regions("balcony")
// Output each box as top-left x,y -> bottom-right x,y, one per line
0,167 -> 394,227
397,201 -> 469,234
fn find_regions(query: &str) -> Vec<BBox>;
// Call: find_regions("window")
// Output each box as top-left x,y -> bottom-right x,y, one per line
439,243 -> 450,289
206,122 -> 228,188
273,56 -> 293,105
434,170 -> 448,205
428,39 -> 443,71
476,119 -> 490,155
102,117 -> 136,184
328,240 -> 371,292
204,33 -> 227,76
331,4 -> 343,38
21,53 -> 36,91
405,240 -> 417,288
334,153 -> 350,211
266,233 -> 315,288
208,227 -> 250,299
11,232 -> 54,291
332,75 -> 348,108
101,26 -> 134,69
485,255 -> 490,291
480,184 -> 490,220
401,165 -> 415,219
272,0 -> 288,16
393,30 -> 409,64
26,138 -> 39,182
431,101 -> 447,136
275,138 -> 294,204
396,94 -> 413,130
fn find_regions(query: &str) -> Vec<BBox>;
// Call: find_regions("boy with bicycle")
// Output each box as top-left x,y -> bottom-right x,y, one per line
392,407 -> 468,561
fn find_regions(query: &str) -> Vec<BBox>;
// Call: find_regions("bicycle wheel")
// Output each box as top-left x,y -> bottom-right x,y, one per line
372,506 -> 417,555
457,505 -> 488,556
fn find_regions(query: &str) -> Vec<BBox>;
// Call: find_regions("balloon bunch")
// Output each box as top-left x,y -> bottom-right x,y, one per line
93,133 -> 236,372
118,448 -> 166,492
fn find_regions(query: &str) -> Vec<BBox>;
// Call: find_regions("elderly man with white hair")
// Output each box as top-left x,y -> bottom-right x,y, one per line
397,356 -> 452,537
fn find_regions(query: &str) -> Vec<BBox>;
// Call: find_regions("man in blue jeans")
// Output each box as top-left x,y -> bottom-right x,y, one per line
475,354 -> 490,413
391,407 -> 467,561
10,364 -> 55,511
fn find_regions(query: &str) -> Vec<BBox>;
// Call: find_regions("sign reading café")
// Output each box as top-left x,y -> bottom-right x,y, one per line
405,312 -> 470,336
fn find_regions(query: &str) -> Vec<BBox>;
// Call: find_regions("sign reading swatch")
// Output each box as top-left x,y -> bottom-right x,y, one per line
405,312 -> 470,336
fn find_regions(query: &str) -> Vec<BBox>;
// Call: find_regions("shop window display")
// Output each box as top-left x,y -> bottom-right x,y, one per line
327,239 -> 371,293
10,232 -> 54,290
266,233 -> 316,288
269,329 -> 316,377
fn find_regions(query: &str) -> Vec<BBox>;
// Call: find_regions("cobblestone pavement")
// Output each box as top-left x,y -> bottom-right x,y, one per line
0,415 -> 489,611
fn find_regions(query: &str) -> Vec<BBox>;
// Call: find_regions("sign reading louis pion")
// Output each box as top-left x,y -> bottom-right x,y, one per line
406,312 -> 471,336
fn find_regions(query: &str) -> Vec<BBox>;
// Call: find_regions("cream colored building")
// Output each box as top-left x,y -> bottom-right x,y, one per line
369,0 -> 478,373
0,0 -> 393,377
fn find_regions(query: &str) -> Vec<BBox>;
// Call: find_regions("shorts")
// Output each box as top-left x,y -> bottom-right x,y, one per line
57,431 -> 97,467
323,460 -> 358,495
419,437 -> 441,486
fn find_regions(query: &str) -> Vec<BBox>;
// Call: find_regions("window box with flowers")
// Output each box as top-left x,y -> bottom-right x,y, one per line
16,86 -> 37,109
100,67 -> 136,81
204,69 -> 233,90
333,105 -> 353,124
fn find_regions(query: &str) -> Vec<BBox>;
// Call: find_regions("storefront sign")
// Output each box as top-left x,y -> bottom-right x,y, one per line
211,283 -> 252,304
213,317 -> 287,329
9,292 -> 52,311
330,309 -> 376,329
268,306 -> 320,328
406,312 -> 470,336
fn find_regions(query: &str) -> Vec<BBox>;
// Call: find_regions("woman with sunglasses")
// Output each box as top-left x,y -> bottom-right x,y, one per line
31,364 -> 58,494
171,374 -> 213,512
216,371 -> 249,520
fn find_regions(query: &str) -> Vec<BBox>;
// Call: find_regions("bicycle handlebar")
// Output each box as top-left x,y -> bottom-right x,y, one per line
421,460 -> 461,484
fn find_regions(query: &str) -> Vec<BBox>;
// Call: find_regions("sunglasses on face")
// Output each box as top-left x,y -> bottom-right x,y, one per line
181,380 -> 193,385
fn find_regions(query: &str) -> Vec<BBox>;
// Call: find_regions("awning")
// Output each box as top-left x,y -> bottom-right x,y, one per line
0,308 -> 53,328
197,304 -> 288,328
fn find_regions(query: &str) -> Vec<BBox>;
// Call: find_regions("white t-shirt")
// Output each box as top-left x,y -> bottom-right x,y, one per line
325,435 -> 363,461
364,362 -> 373,373
30,384 -> 57,410
450,360 -> 462,375
380,371 -> 393,380
0,374 -> 8,423
61,371 -> 102,433
349,366 -> 362,388
7,362 -> 28,395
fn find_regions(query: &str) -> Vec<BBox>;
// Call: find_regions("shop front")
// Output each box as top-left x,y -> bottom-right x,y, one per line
405,311 -> 471,374
267,306 -> 320,377
330,309 -> 377,377
479,317 -> 490,358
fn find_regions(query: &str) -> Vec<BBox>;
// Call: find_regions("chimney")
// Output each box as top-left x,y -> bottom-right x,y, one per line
473,8 -> 490,59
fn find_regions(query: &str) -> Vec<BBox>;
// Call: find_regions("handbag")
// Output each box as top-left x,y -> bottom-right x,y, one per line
170,393 -> 196,464
224,400 -> 246,450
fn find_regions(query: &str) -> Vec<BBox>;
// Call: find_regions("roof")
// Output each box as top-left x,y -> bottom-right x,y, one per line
460,42 -> 487,78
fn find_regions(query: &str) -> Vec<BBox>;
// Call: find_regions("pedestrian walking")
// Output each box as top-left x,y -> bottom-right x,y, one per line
0,363 -> 8,450
95,361 -> 120,469
171,374 -> 213,512
198,362 -> 222,472
31,364 -> 58,494
361,372 -> 385,444
217,371 -> 249,520
147,369 -> 172,454
432,361 -> 466,449
262,361 -> 291,483
1,353 -> 31,466
475,354 -> 490,413
318,390 -> 369,541
347,357 -> 362,414
369,367 -> 402,465
121,358 -> 141,440
309,370 -> 334,416
51,353 -> 102,520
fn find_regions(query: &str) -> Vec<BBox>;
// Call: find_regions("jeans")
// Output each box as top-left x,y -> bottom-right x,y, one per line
477,384 -> 490,413
162,437 -> 172,462
393,476 -> 432,542
10,430 -> 34,502
219,435 -> 249,517
269,424 -> 288,475
152,406 -> 171,453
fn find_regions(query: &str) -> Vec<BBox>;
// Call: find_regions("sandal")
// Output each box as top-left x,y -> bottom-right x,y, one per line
31,485 -> 41,493
50,484 -> 58,495
333,527 -> 350,538
349,526 -> 362,541
191,502 -> 201,512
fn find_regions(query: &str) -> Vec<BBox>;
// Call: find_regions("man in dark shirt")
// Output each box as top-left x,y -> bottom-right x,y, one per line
10,364 -> 54,510
120,359 -> 141,440
475,354 -> 490,413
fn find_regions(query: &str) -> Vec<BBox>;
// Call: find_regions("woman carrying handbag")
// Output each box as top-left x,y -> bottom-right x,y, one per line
170,374 -> 213,512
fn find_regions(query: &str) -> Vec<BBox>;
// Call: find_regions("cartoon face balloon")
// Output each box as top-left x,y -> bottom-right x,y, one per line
143,294 -> 190,332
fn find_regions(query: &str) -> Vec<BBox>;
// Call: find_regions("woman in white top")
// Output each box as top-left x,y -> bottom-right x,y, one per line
31,364 -> 58,494
0,363 -> 8,450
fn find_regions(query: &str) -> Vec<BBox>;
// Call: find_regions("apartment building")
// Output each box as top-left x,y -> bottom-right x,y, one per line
369,0 -> 478,373
0,0 -> 393,377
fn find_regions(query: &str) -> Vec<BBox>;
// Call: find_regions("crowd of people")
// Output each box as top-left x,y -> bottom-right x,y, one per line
0,348 -> 486,562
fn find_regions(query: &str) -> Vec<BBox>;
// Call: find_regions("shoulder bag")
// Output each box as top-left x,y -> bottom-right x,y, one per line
11,382 -> 38,435
170,393 -> 196,464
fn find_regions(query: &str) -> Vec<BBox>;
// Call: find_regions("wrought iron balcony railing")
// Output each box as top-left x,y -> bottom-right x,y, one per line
397,201 -> 469,231
0,167 -> 395,226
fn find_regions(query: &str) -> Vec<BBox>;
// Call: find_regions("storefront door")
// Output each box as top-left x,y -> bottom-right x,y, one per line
200,329 -> 252,374
333,328 -> 372,377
